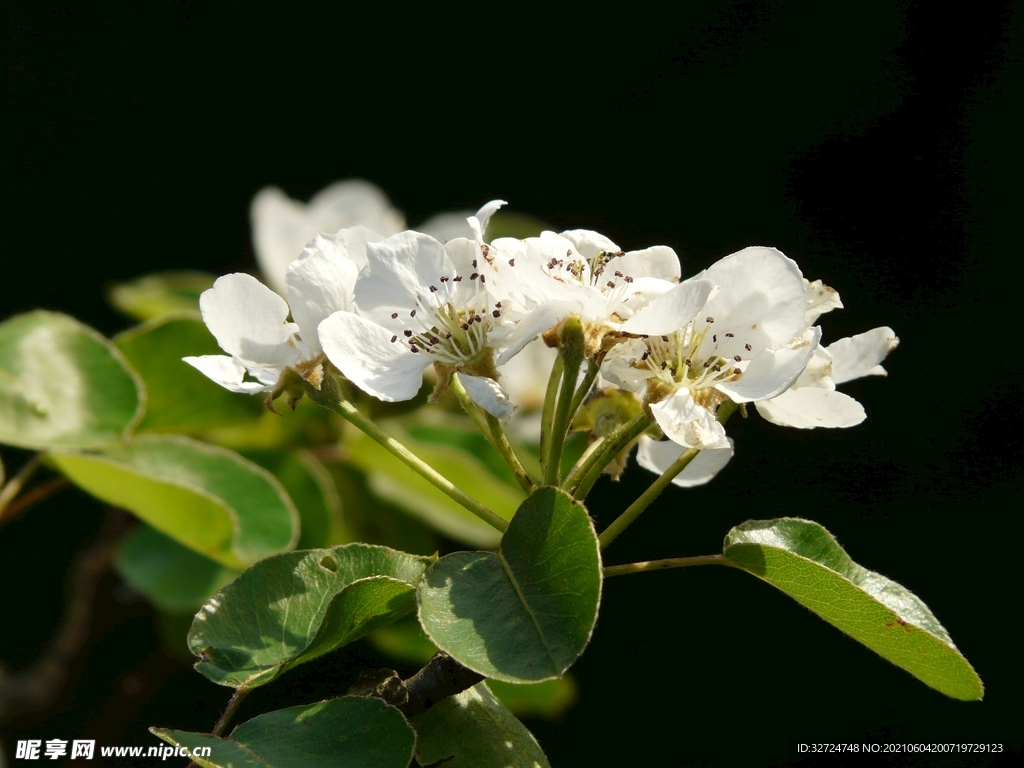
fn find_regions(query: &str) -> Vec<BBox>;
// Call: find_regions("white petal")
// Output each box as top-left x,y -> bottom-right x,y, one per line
700,246 -> 808,349
718,327 -> 821,403
318,312 -> 430,402
827,327 -> 899,384
182,355 -> 273,394
467,199 -> 507,242
308,180 -> 405,239
636,436 -> 734,487
650,390 -> 726,450
199,273 -> 300,368
804,278 -> 843,325
285,232 -> 363,354
494,301 -> 578,366
359,231 -> 453,322
616,246 -> 681,283
756,388 -> 866,428
459,373 -> 517,422
620,278 -> 714,335
560,229 -> 620,258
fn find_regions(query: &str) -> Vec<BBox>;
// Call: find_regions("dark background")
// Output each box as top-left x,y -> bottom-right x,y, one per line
3,2 -> 1021,766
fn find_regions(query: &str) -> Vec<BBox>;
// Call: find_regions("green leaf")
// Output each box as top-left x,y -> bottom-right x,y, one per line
0,311 -> 143,450
412,682 -> 551,768
347,424 -> 522,548
189,543 -> 433,688
151,695 -> 415,768
108,270 -> 216,321
115,314 -> 261,433
417,486 -> 601,683
48,435 -> 298,569
723,518 -> 984,700
116,525 -> 237,613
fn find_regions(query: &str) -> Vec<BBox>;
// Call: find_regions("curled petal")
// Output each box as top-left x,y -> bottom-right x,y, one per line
756,388 -> 866,429
804,278 -> 843,325
616,246 -> 682,284
827,326 -> 899,384
650,390 -> 726,450
620,278 -> 714,336
318,312 -> 430,402
636,435 -> 735,487
467,199 -> 508,242
459,373 -> 517,422
182,355 -> 273,394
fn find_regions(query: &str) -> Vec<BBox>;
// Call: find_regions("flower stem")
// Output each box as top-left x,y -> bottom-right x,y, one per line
598,446 -> 700,550
212,687 -> 250,737
566,413 -> 651,499
567,357 -> 602,423
539,355 -> 563,479
543,358 -> 579,486
449,376 -> 536,493
603,554 -> 726,578
485,413 -> 538,493
308,381 -> 508,533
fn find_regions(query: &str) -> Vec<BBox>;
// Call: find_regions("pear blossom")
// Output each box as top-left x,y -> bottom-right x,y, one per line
482,229 -> 682,361
184,228 -> 374,397
318,203 -> 524,420
603,246 -> 819,452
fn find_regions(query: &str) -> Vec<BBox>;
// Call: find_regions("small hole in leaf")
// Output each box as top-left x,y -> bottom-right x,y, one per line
319,556 -> 338,572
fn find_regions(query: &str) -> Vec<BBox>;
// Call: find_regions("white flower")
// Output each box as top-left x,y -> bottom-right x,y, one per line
318,203 -> 522,420
477,228 -> 682,362
185,229 -> 371,396
604,246 -> 818,451
251,180 -> 405,295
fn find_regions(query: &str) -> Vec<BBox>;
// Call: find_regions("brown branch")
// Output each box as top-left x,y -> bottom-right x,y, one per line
0,477 -> 70,526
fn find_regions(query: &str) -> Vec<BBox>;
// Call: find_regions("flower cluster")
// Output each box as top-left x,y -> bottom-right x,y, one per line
188,185 -> 897,487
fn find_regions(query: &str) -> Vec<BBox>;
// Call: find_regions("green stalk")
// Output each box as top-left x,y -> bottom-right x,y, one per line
603,554 -> 726,578
308,381 -> 508,533
0,454 -> 41,517
544,359 -> 579,486
598,446 -> 700,550
539,355 -> 563,478
566,413 -> 651,499
449,376 -> 537,493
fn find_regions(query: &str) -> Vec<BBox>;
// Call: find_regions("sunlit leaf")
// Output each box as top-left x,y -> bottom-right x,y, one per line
418,487 -> 601,683
723,518 -> 983,700
412,682 -> 550,767
0,311 -> 143,449
151,695 -> 415,768
190,543 -> 433,688
48,435 -> 298,569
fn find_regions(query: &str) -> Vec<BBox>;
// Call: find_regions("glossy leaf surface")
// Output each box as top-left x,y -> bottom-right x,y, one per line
190,543 -> 432,688
723,517 -> 983,700
49,435 -> 298,569
412,682 -> 550,767
151,695 -> 414,768
0,311 -> 143,449
418,487 -> 601,682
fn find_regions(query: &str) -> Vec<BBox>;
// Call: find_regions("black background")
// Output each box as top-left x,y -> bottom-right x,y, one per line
3,3 -> 1021,766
